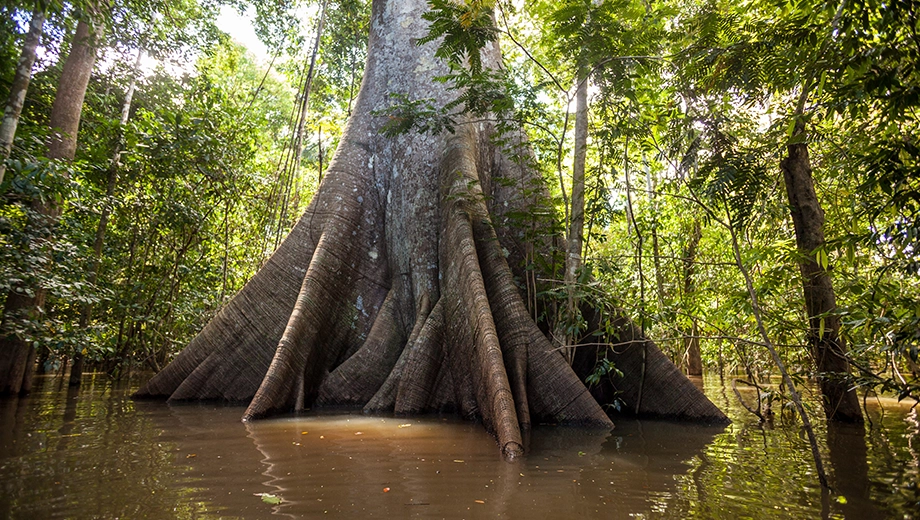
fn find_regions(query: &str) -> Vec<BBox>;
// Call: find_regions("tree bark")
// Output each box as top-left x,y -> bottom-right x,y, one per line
781,121 -> 862,423
46,17 -> 99,162
558,72 -> 588,364
683,220 -> 702,377
0,12 -> 101,395
646,158 -> 665,311
0,6 -> 44,186
135,0 -> 727,455
572,306 -> 726,421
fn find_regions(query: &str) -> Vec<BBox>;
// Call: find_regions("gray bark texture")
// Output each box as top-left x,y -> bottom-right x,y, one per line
781,123 -> 862,423
135,0 -> 727,456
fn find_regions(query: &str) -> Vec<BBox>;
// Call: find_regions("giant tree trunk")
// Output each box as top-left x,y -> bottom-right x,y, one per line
0,6 -> 44,186
781,123 -> 862,423
0,14 -> 100,395
136,0 -> 726,456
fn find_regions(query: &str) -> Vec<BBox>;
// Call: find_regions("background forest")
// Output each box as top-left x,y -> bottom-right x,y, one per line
0,0 -> 917,416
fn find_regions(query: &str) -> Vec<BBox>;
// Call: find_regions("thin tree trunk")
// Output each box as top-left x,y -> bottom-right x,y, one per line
646,157 -> 665,311
220,197 -> 230,300
0,7 -> 44,185
46,16 -> 100,162
0,12 -> 101,395
317,125 -> 323,183
726,209 -> 830,488
623,136 -> 649,413
113,203 -> 142,366
560,72 -> 589,364
770,0 -> 860,423
292,0 -> 327,160
781,121 -> 862,423
35,346 -> 50,375
683,220 -> 702,376
282,0 -> 327,226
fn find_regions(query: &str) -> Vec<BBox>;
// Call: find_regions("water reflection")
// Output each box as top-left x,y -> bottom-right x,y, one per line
137,400 -> 268,518
230,412 -> 723,518
827,422 -> 879,519
243,414 -> 524,518
1,376 -> 224,519
0,375 -> 917,519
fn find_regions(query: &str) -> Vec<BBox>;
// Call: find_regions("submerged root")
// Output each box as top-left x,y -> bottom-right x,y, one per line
243,230 -> 344,420
440,185 -> 523,456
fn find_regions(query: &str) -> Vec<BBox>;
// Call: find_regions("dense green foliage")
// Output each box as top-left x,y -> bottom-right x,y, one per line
0,0 -> 368,374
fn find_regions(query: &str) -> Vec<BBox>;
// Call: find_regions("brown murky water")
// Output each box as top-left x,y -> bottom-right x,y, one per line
1,374 -> 917,519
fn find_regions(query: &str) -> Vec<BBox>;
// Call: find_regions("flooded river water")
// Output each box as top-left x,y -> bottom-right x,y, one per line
1,374 -> 917,518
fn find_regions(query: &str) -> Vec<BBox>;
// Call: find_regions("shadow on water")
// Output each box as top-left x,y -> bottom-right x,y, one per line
1,376 -> 250,519
827,422 -> 881,519
1,374 -> 918,519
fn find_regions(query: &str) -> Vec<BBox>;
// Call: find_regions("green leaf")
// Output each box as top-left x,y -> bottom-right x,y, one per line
815,247 -> 828,270
257,493 -> 282,505
815,70 -> 827,98
418,0 -> 498,74
788,132 -> 807,145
